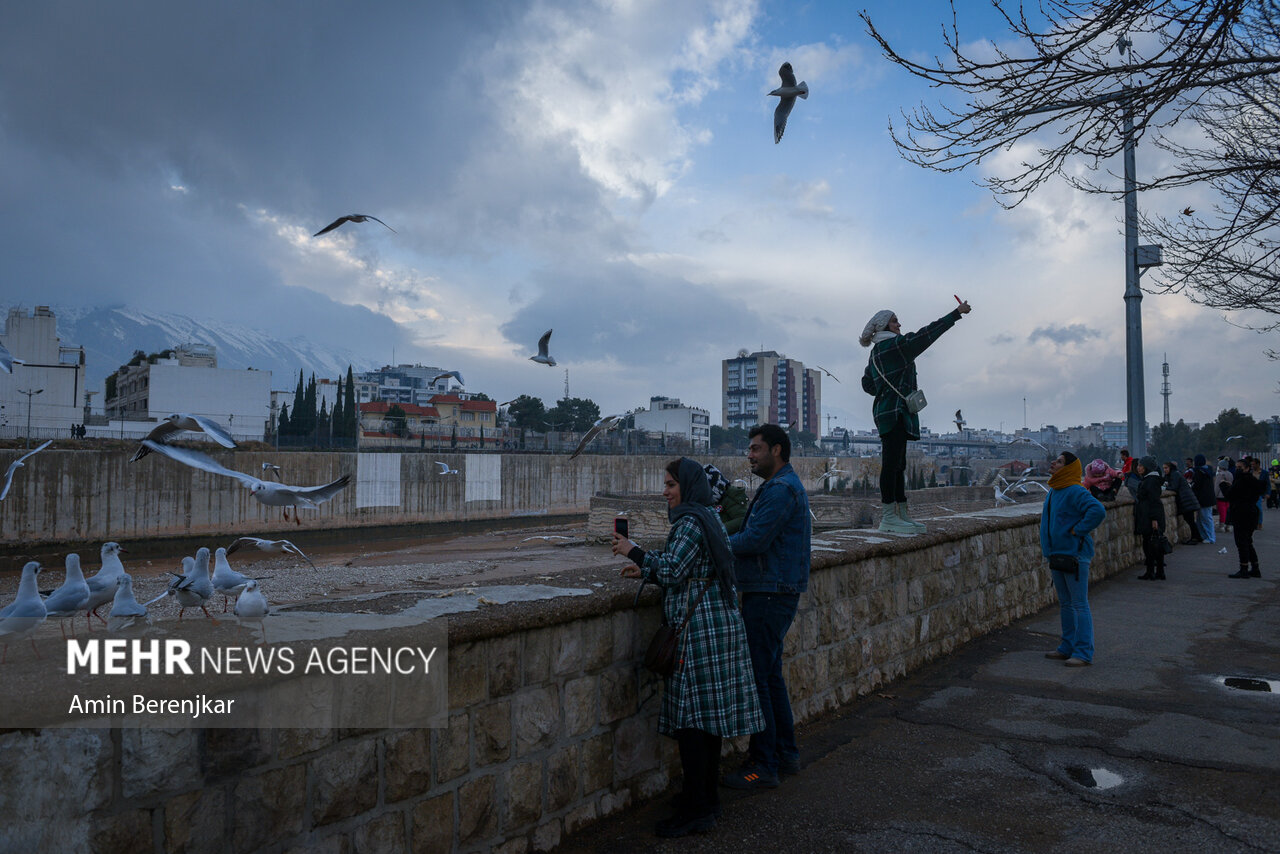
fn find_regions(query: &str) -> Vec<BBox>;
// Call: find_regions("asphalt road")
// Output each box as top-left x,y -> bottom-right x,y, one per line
559,523 -> 1280,854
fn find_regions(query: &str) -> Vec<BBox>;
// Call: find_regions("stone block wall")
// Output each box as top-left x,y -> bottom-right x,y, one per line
0,497 -> 1165,853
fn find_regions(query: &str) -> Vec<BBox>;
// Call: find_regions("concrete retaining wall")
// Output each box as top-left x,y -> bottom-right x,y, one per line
0,449 -> 867,546
0,496 -> 1169,854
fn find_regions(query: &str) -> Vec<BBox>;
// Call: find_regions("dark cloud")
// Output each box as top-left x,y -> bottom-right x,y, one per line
1027,323 -> 1101,346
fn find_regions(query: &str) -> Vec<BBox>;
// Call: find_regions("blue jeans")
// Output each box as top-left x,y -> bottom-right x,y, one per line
1198,507 -> 1216,543
741,592 -> 800,773
1051,560 -> 1093,662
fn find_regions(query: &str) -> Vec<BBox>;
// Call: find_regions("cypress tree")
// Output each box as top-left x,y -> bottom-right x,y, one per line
344,365 -> 358,438
332,377 -> 344,440
303,373 -> 318,438
277,402 -> 290,437
290,371 -> 305,437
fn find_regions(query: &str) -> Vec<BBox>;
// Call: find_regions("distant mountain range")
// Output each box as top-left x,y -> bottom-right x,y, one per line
8,304 -> 383,390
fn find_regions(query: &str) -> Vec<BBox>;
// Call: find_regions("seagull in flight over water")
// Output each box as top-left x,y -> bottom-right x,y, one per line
1,439 -> 53,501
568,414 -> 624,460
769,62 -> 809,144
130,413 -> 237,462
313,214 -> 396,237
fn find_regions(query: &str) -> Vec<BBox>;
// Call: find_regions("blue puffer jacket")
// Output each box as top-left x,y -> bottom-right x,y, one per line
1040,484 -> 1106,562
728,463 -> 811,594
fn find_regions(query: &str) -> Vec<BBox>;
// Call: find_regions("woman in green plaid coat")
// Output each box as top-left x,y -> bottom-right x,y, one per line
613,457 -> 763,837
860,300 -> 971,534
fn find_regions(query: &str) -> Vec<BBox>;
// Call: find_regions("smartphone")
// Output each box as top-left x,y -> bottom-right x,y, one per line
614,516 -> 629,538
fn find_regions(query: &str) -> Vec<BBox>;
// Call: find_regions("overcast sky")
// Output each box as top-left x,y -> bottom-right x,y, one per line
2,0 -> 1274,435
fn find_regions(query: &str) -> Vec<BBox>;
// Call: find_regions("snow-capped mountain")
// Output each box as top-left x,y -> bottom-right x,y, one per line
11,304 -> 385,389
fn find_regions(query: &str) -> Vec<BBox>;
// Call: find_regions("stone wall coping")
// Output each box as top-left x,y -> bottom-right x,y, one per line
447,494 -> 1140,646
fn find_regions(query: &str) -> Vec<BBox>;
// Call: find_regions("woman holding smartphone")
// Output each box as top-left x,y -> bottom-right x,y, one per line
612,457 -> 762,838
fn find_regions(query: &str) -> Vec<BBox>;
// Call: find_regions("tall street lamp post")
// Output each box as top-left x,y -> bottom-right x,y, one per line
18,388 -> 44,449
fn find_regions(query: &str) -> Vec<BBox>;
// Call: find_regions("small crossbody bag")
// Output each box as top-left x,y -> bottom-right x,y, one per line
642,580 -> 710,677
871,348 -> 927,414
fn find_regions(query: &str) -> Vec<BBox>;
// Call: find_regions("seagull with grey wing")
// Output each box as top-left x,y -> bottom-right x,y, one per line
261,462 -> 283,481
106,574 -> 151,634
769,61 -> 809,144
1,439 -> 52,500
814,365 -> 840,383
431,370 -> 464,387
0,341 -> 25,374
140,440 -> 350,524
569,414 -> 624,461
43,553 -> 90,639
530,329 -> 556,366
434,461 -> 459,475
313,214 -> 396,237
84,542 -> 127,628
227,536 -> 316,569
954,409 -> 966,432
130,413 -> 237,462
1,562 -> 46,663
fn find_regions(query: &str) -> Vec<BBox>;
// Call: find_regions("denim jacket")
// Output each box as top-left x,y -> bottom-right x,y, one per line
728,463 -> 811,593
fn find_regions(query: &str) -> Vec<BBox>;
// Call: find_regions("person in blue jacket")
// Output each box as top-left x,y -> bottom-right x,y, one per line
1040,451 -> 1106,667
722,423 -> 810,790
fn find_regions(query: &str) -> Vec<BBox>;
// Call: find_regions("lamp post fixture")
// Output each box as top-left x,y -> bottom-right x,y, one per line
18,388 -> 44,449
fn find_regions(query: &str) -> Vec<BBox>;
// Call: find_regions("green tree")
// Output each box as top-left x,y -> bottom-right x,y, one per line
318,397 -> 330,445
546,397 -> 600,432
277,402 -> 290,437
343,366 -> 358,438
1199,408 -> 1268,458
709,425 -> 749,453
1149,419 -> 1198,466
507,395 -> 546,430
331,377 -> 344,440
303,374 -> 318,438
385,404 -> 409,438
288,371 -> 305,437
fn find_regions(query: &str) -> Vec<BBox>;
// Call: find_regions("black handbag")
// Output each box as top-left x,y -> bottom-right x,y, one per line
1156,533 -> 1174,555
641,581 -> 710,677
1048,553 -> 1079,579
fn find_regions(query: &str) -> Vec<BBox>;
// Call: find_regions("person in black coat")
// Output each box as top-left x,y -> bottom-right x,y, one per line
1134,455 -> 1167,580
1163,461 -> 1202,545
1225,456 -> 1265,578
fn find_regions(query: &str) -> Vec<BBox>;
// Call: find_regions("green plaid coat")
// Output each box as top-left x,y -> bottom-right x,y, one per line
641,516 -> 764,738
861,309 -> 961,439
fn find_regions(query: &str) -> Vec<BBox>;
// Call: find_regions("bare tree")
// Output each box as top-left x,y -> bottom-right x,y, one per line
862,1 -> 1280,321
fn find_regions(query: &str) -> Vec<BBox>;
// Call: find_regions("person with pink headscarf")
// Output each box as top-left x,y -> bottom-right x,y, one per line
1082,459 -> 1124,501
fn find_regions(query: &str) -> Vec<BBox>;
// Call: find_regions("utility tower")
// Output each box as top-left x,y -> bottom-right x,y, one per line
563,369 -> 570,401
1161,354 -> 1171,426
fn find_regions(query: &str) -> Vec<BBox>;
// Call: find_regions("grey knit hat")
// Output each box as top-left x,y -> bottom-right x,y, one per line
859,310 -> 895,347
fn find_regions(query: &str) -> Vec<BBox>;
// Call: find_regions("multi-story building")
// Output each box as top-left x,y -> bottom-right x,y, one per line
721,349 -> 821,435
354,364 -> 466,408
0,306 -> 87,434
104,343 -> 272,441
633,396 -> 711,451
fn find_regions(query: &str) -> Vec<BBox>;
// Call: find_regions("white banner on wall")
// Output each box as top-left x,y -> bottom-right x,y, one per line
464,454 -> 501,503
356,453 -> 402,508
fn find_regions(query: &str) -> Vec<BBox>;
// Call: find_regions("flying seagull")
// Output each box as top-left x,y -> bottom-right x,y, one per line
431,370 -> 464,387
769,61 -> 809,144
0,341 -> 24,374
261,462 -> 283,481
816,469 -> 848,484
435,461 -> 459,475
1009,436 -> 1049,453
313,214 -> 396,237
227,536 -> 317,569
1225,434 -> 1245,442
954,409 -> 966,432
569,414 -> 624,460
139,440 -> 350,523
1,439 -> 53,501
814,365 -> 840,383
1181,206 -> 1195,216
130,413 -> 237,462
530,329 -> 556,366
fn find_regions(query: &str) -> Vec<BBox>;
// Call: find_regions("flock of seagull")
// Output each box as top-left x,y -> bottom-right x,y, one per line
0,537 -> 318,661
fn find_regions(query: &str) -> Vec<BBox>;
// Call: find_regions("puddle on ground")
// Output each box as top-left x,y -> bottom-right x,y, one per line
1065,766 -> 1124,790
1219,675 -> 1279,693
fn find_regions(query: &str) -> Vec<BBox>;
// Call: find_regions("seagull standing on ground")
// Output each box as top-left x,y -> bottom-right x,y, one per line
139,440 -> 351,524
146,549 -> 220,623
84,542 -> 127,628
129,413 -> 237,462
769,61 -> 809,144
0,562 -> 46,662
529,329 -> 556,366
43,553 -> 90,639
212,547 -> 256,612
107,575 -> 151,634
1,439 -> 53,500
234,580 -> 270,643
312,214 -> 396,237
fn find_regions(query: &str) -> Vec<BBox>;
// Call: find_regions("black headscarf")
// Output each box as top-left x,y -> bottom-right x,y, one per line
669,457 -> 737,597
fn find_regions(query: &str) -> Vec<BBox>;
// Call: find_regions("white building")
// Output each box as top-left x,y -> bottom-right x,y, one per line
355,364 -> 467,407
0,306 -> 87,435
104,344 -> 272,441
633,396 -> 711,451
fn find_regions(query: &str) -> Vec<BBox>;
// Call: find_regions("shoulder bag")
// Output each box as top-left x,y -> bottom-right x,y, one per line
642,580 -> 710,677
871,347 -> 927,414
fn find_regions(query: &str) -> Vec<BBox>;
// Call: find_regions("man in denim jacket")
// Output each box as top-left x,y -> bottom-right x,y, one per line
722,423 -> 811,790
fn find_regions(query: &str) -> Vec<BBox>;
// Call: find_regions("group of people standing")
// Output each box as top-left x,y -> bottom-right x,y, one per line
611,424 -> 810,838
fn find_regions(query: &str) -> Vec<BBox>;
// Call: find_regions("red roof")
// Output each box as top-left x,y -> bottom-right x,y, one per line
460,399 -> 497,412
